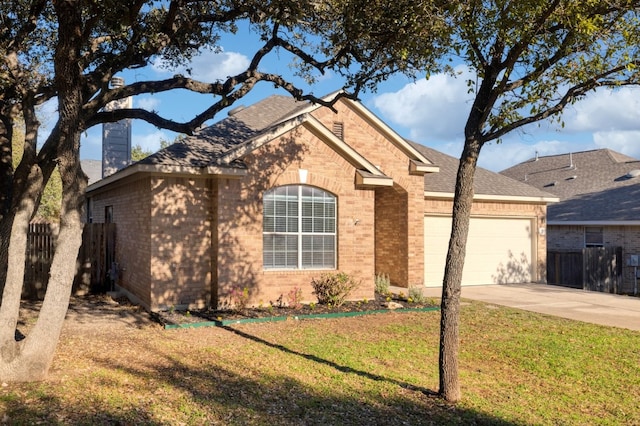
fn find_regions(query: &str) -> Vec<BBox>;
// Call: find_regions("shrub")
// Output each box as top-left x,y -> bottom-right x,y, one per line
287,286 -> 303,309
408,286 -> 428,304
374,273 -> 391,295
311,272 -> 360,307
230,286 -> 250,311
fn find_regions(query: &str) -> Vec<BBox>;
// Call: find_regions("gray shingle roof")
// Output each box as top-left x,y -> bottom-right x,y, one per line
551,184 -> 640,222
138,95 -> 306,168
103,94 -> 555,202
500,149 -> 640,222
410,142 -> 556,199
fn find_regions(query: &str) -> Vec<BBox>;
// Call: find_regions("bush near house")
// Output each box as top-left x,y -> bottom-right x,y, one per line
311,272 -> 360,307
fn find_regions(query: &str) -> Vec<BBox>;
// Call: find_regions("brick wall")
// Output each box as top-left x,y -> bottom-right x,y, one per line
547,225 -> 584,250
214,128 -> 377,306
149,176 -> 213,310
313,103 -> 426,288
89,175 -> 214,311
375,185 -> 408,286
89,176 -> 153,308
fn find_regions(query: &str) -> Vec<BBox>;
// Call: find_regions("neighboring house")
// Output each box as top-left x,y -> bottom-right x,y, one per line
86,94 -> 555,311
501,149 -> 640,293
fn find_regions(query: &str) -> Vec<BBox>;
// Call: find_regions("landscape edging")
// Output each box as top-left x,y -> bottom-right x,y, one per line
162,306 -> 440,330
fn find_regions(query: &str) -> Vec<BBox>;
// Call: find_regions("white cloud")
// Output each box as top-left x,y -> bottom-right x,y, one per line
594,131 -> 640,159
562,87 -> 640,133
372,66 -> 475,142
152,49 -> 250,82
135,96 -> 161,111
371,66 -> 640,172
133,130 -> 170,153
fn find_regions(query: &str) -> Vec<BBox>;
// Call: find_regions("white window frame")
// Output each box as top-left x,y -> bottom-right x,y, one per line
263,185 -> 337,270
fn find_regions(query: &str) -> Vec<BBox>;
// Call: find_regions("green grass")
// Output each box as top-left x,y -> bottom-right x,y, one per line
1,301 -> 639,425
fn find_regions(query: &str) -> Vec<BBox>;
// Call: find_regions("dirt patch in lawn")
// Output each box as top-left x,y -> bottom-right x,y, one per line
17,294 -> 158,340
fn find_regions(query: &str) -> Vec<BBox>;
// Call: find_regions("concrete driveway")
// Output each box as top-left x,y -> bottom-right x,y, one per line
422,283 -> 640,331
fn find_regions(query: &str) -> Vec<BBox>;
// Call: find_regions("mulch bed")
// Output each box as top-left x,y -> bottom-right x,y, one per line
155,292 -> 439,327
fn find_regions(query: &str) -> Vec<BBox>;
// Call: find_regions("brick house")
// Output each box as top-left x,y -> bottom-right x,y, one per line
87,94 -> 556,311
501,149 -> 640,293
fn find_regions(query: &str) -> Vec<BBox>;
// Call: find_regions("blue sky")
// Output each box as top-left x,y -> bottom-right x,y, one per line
71,29 -> 640,173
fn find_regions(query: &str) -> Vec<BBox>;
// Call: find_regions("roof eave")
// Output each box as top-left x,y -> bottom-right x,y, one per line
548,220 -> 640,226
302,116 -> 387,177
87,163 -> 246,193
224,110 -> 390,179
424,191 -> 559,204
355,170 -> 394,188
410,159 -> 439,175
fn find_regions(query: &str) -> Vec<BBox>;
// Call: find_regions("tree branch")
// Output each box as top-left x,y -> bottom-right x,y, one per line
483,62 -> 639,142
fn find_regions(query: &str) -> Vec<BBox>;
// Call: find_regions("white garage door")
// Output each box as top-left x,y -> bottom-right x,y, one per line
424,215 -> 534,287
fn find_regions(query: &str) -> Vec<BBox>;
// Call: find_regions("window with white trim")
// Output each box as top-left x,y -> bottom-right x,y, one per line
585,226 -> 604,247
263,185 -> 336,270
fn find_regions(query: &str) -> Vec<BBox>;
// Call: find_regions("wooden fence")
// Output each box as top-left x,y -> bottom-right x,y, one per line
74,222 -> 117,294
547,247 -> 622,293
24,222 -> 116,299
24,222 -> 59,299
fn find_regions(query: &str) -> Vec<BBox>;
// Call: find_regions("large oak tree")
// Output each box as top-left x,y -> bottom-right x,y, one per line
436,0 -> 640,402
0,0 -> 448,382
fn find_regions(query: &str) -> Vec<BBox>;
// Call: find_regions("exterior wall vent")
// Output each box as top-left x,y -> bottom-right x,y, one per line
332,122 -> 344,140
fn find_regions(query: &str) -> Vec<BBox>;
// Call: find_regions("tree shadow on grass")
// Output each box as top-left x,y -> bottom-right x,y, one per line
1,311 -> 526,426
221,324 -> 438,396
1,336 -> 525,425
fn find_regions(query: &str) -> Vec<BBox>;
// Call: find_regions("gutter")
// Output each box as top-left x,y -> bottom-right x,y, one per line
424,191 -> 559,204
548,220 -> 640,226
86,163 -> 246,193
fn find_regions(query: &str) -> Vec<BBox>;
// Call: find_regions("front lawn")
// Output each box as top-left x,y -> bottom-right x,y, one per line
2,300 -> 638,425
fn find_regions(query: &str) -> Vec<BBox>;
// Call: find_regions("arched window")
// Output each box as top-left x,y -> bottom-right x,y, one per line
263,185 -> 336,270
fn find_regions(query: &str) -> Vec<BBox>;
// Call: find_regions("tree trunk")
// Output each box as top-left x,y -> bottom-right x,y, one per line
0,104 -> 45,357
0,116 -> 14,297
0,164 -> 42,354
438,137 -> 483,402
0,116 -> 13,221
0,0 -> 87,382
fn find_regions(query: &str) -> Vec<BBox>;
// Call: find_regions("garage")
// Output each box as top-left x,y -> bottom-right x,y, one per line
424,215 -> 534,286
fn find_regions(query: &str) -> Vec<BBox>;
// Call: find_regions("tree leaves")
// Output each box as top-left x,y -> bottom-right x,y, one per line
450,0 -> 640,143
